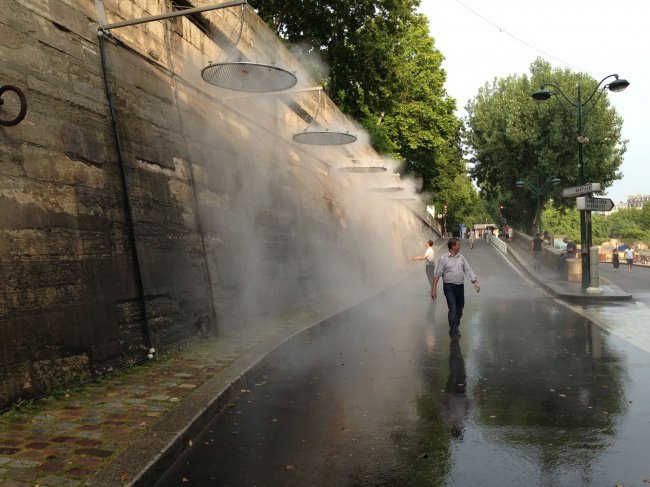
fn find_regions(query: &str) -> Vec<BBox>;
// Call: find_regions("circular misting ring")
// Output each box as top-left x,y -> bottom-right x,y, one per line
0,85 -> 27,126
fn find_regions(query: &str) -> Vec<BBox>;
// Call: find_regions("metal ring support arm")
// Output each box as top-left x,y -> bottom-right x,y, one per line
99,0 -> 247,31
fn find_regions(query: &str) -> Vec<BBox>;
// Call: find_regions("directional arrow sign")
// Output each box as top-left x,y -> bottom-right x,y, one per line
562,182 -> 601,197
576,196 -> 615,211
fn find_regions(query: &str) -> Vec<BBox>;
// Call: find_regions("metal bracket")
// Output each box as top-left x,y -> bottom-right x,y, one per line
0,85 -> 27,126
98,0 -> 247,31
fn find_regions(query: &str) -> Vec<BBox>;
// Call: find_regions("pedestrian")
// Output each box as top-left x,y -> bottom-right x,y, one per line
612,249 -> 620,272
431,237 -> 480,341
531,233 -> 544,270
468,228 -> 475,249
412,240 -> 436,287
508,226 -> 514,242
624,245 -> 634,272
559,238 -> 577,271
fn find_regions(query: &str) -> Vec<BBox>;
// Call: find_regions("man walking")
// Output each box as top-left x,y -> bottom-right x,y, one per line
412,240 -> 436,287
431,237 -> 480,341
559,237 -> 577,271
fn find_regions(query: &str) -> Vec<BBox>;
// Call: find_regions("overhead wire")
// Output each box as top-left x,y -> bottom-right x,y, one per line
454,0 -> 590,74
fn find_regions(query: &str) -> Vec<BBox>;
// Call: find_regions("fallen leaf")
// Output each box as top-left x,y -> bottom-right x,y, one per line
182,477 -> 190,482
285,464 -> 295,471
120,473 -> 131,482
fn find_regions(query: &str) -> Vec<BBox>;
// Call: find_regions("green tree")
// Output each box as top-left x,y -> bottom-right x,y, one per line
464,58 -> 627,233
542,206 -> 580,242
607,208 -> 646,244
542,206 -> 650,247
253,0 -> 471,211
639,203 -> 650,231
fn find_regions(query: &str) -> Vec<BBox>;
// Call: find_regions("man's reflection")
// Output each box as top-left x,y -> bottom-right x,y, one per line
443,341 -> 468,439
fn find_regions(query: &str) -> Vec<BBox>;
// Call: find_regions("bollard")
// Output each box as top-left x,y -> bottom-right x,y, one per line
567,259 -> 581,282
586,246 -> 603,294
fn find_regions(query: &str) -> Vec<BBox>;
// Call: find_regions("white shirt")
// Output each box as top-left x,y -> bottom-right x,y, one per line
425,247 -> 435,266
624,248 -> 634,260
434,251 -> 478,284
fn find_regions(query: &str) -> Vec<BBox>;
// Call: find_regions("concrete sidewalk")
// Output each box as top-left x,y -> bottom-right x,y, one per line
505,243 -> 632,303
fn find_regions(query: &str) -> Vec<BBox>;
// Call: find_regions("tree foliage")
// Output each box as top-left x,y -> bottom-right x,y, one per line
464,58 -> 627,233
252,0 -> 472,219
542,206 -> 650,246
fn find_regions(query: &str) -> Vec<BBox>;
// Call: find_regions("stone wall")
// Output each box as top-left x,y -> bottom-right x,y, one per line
0,0 -> 432,408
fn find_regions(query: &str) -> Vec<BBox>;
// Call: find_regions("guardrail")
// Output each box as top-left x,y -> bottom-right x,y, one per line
487,233 -> 508,255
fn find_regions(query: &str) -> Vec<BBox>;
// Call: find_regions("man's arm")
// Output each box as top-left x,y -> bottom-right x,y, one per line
431,275 -> 440,300
462,255 -> 481,293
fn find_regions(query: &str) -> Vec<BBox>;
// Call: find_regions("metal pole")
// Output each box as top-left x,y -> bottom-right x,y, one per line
536,175 -> 542,236
99,0 -> 247,31
577,85 -> 590,289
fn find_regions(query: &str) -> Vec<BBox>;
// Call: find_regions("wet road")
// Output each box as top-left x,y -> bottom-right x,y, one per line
156,241 -> 650,486
599,263 -> 650,304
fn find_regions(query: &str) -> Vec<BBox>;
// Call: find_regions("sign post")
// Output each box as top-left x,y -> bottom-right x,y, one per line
561,182 -> 601,198
576,197 -> 615,212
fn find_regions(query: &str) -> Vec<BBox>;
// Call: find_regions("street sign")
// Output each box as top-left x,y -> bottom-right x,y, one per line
562,182 -> 601,197
576,196 -> 614,211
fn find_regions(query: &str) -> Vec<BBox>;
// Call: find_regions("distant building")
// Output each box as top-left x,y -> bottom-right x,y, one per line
627,194 -> 650,208
610,201 -> 628,213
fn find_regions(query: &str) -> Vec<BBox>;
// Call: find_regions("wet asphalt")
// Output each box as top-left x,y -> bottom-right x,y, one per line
599,263 -> 650,304
155,240 -> 650,486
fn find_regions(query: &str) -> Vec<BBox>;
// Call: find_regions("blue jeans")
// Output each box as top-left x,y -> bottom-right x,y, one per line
443,283 -> 465,337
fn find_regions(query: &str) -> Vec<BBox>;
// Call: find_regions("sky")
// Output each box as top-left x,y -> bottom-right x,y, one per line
419,0 -> 650,204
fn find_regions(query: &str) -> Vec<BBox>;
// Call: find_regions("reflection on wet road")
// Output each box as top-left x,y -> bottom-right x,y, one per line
156,241 -> 650,486
571,264 -> 650,353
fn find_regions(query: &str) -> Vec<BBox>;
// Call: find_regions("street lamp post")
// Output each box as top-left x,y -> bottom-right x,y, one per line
516,175 -> 561,235
531,74 -> 629,289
